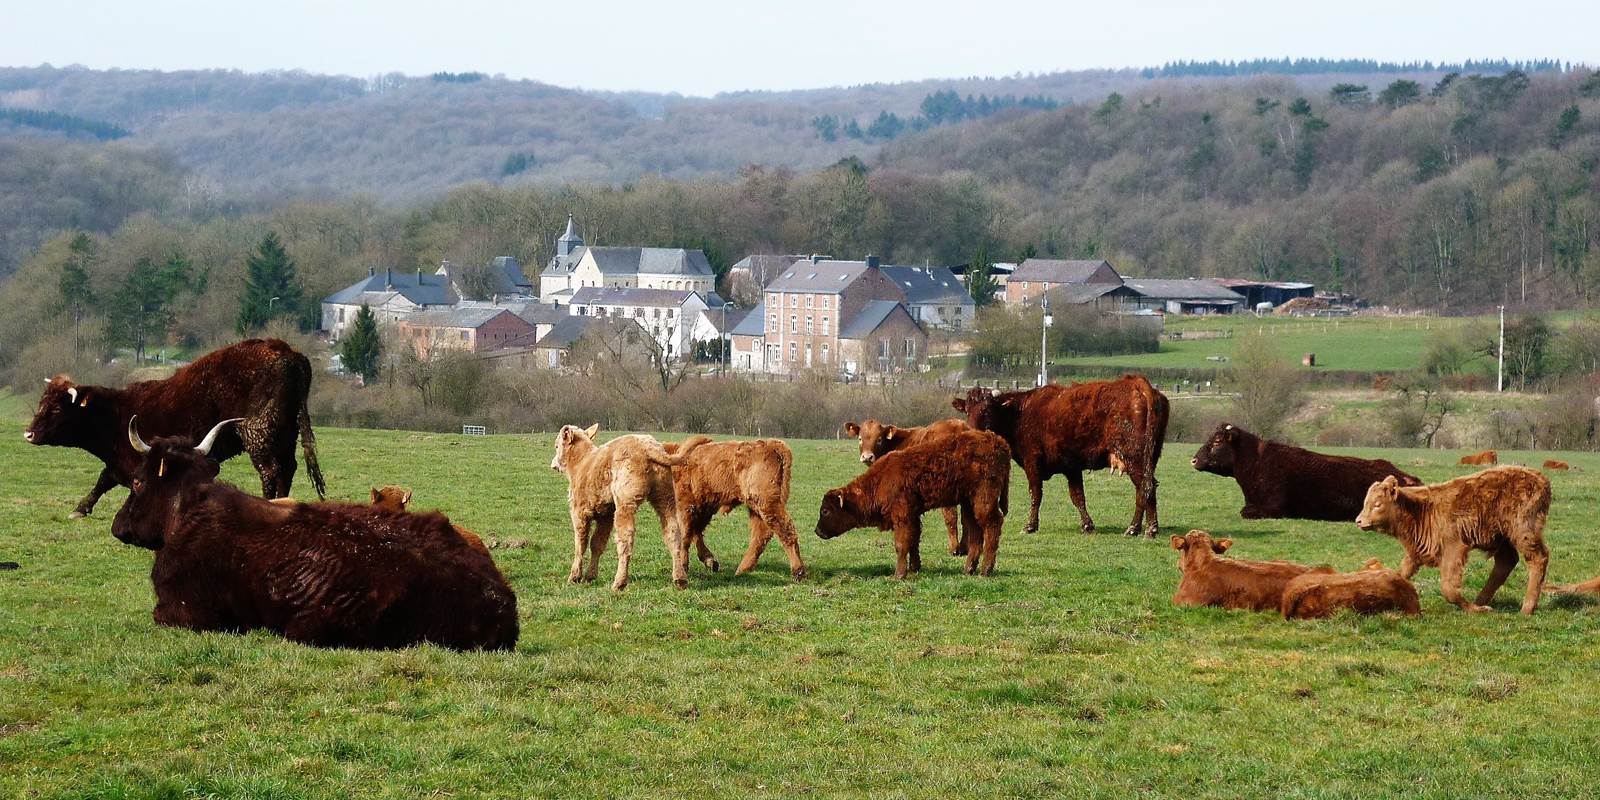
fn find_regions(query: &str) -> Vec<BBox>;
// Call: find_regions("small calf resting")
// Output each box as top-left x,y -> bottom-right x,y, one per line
816,429 -> 1010,578
1280,559 -> 1422,619
112,418 -> 517,650
1356,468 -> 1551,614
1459,450 -> 1498,466
370,486 -> 491,557
1171,530 -> 1333,611
662,438 -> 807,581
844,418 -> 968,555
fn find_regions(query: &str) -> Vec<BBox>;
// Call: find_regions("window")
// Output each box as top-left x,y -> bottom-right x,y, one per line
460,330 -> 470,342
806,295 -> 814,308
789,315 -> 797,333
820,343 -> 830,363
1021,281 -> 1029,292
337,308 -> 346,323
652,308 -> 661,318
769,314 -> 777,331
821,296 -> 830,310
821,316 -> 830,336
767,294 -> 778,307
789,342 -> 797,362
904,338 -> 917,364
878,339 -> 890,358
666,309 -> 674,318
805,316 -> 813,335
634,308 -> 644,318
790,295 -> 798,308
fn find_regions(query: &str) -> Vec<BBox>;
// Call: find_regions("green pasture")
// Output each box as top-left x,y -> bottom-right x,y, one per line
4,391 -> 1600,798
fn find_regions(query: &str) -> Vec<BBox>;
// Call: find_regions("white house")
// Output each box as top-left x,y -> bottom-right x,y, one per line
539,214 -> 716,304
567,286 -> 725,359
880,265 -> 975,330
320,258 -> 532,340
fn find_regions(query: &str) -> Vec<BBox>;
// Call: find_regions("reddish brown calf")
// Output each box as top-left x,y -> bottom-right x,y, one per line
1171,530 -> 1333,611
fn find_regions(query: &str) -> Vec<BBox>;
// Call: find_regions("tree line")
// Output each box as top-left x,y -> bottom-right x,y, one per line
1142,58 -> 1574,79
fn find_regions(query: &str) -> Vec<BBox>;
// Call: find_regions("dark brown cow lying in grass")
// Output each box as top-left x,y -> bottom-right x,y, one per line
1356,468 -> 1551,614
816,429 -> 1010,578
1170,530 -> 1333,612
1191,422 -> 1420,521
844,418 -> 968,555
1280,559 -> 1422,619
113,418 -> 518,650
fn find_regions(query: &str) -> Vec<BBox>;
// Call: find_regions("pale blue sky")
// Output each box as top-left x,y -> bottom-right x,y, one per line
4,0 -> 1595,95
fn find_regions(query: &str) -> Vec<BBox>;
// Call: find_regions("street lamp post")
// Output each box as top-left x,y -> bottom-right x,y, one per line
721,302 -> 737,376
1497,305 -> 1506,392
1039,294 -> 1053,387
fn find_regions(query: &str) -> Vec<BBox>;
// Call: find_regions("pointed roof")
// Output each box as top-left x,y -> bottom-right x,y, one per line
557,213 -> 582,249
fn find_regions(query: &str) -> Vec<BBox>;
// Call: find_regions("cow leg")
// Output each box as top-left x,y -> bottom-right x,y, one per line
681,506 -> 718,572
651,500 -> 688,590
1439,543 -> 1491,612
891,517 -> 921,579
942,507 -> 966,556
246,445 -> 284,499
961,503 -> 982,575
979,503 -> 1003,577
1022,463 -> 1044,533
585,517 -> 613,583
1399,553 -> 1420,580
1475,542 -> 1519,608
1140,473 -> 1160,538
736,509 -> 773,575
1516,538 -> 1549,615
1125,467 -> 1158,538
755,505 -> 807,581
569,512 -> 594,584
1066,471 -> 1095,533
70,468 -> 119,519
610,502 -> 640,592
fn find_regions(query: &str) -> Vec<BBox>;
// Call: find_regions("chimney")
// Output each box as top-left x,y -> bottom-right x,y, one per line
865,255 -> 880,268
385,268 -> 392,289
368,266 -> 375,278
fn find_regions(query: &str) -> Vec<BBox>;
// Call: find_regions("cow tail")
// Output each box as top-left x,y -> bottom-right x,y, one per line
1149,390 -> 1170,468
649,435 -> 711,467
776,441 -> 794,507
294,355 -> 327,500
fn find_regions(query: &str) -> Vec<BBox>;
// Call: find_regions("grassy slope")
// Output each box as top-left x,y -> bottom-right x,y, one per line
4,393 -> 1600,798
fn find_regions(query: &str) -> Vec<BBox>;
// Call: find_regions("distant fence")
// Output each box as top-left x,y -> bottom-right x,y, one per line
462,425 -> 487,436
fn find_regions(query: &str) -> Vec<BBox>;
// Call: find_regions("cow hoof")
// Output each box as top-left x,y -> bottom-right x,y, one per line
673,579 -> 688,590
1023,523 -> 1039,534
791,567 -> 807,581
1464,604 -> 1494,613
68,511 -> 88,520
704,558 -> 720,573
1081,523 -> 1095,534
1145,527 -> 1159,539
950,545 -> 968,556
1123,526 -> 1140,537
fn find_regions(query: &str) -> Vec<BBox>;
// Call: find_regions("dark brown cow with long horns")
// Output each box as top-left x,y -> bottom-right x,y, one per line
23,338 -> 325,517
954,375 -> 1168,537
113,418 -> 517,651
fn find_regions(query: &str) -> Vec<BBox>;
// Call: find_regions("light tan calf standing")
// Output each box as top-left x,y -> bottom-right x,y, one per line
550,424 -> 709,591
661,438 -> 807,581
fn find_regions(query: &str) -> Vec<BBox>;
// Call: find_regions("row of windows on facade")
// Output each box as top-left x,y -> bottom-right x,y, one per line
769,313 -> 832,336
577,306 -> 675,319
766,293 -> 833,310
764,338 -> 918,365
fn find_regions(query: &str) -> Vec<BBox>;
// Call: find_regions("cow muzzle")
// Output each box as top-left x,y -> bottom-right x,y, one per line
1354,518 -> 1373,531
859,454 -> 874,464
22,430 -> 35,444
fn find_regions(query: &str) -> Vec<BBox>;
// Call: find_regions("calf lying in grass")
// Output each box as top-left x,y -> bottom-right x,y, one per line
1280,559 -> 1422,619
1171,530 -> 1332,612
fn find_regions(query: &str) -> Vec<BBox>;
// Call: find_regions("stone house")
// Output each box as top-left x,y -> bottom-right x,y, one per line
393,308 -> 537,360
538,214 -> 715,305
1004,258 -> 1124,305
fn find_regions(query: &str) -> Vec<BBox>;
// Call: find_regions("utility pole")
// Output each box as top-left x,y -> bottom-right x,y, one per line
1497,305 -> 1506,392
1039,294 -> 1052,387
721,302 -> 737,376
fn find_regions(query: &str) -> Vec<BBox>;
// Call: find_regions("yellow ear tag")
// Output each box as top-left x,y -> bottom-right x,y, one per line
158,458 -> 166,478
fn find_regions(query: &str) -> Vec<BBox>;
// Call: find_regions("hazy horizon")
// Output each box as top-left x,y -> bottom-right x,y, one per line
4,0 -> 1596,96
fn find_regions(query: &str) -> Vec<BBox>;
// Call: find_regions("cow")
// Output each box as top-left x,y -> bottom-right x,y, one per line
1170,530 -> 1333,611
953,375 -> 1168,537
659,438 -> 807,581
23,338 -> 326,517
1459,450 -> 1498,466
843,418 -> 969,556
1356,468 -> 1551,614
1543,459 -> 1571,471
1190,422 -> 1421,521
816,429 -> 1010,578
1279,559 -> 1422,619
112,418 -> 517,651
550,424 -> 709,592
368,485 -> 491,557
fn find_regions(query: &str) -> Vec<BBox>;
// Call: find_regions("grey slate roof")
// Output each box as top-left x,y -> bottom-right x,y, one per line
766,260 -> 872,293
536,315 -> 599,349
325,268 -> 458,307
1122,278 -> 1245,302
570,286 -> 697,308
731,254 -> 807,286
881,266 -> 973,306
839,300 -> 907,339
456,300 -> 567,326
492,256 -> 533,293
1043,283 -> 1127,305
402,307 -> 525,329
594,247 -> 715,276
730,302 -> 766,336
1011,259 -> 1120,284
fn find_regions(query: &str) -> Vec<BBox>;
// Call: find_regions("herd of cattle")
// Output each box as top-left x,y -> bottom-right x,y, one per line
17,338 -> 1600,652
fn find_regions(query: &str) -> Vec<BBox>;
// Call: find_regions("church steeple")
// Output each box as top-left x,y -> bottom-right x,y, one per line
556,213 -> 583,258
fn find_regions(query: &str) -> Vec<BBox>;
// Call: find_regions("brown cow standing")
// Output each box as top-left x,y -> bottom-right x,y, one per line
660,438 -> 807,581
844,418 -> 969,556
23,338 -> 326,517
112,419 -> 517,650
816,429 -> 1010,578
1459,450 -> 1498,466
1356,468 -> 1551,614
954,375 -> 1168,537
1279,559 -> 1422,619
1170,529 -> 1333,611
1191,422 -> 1421,521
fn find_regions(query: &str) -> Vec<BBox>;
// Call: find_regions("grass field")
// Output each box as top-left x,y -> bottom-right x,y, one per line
7,392 -> 1600,798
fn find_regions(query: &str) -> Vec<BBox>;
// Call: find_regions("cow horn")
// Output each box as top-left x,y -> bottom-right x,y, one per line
194,418 -> 244,456
127,416 -> 152,454
67,387 -> 78,404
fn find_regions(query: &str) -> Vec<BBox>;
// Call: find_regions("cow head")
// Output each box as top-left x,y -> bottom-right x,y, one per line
24,376 -> 101,448
1355,475 -> 1401,532
111,417 -> 239,549
815,488 -> 864,540
952,388 -> 1018,434
1190,423 -> 1243,475
551,423 -> 600,473
371,485 -> 413,511
1170,529 -> 1232,571
845,419 -> 904,464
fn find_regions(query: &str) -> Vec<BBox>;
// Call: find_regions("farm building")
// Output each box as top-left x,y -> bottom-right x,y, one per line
880,265 -> 975,330
1215,279 -> 1316,309
1004,258 -> 1123,305
1120,278 -> 1246,314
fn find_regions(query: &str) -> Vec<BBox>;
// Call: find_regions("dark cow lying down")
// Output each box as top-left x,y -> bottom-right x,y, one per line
1191,423 -> 1420,521
112,418 -> 518,650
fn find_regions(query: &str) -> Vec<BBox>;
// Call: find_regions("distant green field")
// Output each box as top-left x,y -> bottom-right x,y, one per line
6,398 -> 1600,798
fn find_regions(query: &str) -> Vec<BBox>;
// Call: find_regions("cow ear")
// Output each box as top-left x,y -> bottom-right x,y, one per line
885,427 -> 898,441
844,422 -> 860,437
951,398 -> 966,413
78,391 -> 90,408
370,487 -> 382,503
401,490 -> 412,505
583,423 -> 600,439
1213,538 -> 1233,554
1170,535 -> 1186,551
1382,475 -> 1398,487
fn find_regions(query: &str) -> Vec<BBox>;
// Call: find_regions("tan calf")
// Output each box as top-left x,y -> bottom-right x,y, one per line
661,438 -> 806,581
1279,559 -> 1422,619
551,424 -> 709,591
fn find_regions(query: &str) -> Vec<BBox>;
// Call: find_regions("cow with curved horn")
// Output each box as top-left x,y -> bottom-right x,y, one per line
113,417 -> 518,651
24,338 -> 326,517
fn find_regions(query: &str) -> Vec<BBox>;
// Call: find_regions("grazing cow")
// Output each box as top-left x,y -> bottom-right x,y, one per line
112,418 -> 517,650
659,438 -> 807,581
368,486 -> 491,557
1356,468 -> 1551,614
1190,422 -> 1421,521
843,418 -> 969,555
1459,450 -> 1498,466
550,424 -> 709,591
953,375 -> 1168,537
1280,559 -> 1422,619
23,338 -> 325,517
1543,459 -> 1571,471
1170,530 -> 1333,611
816,429 -> 1010,578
